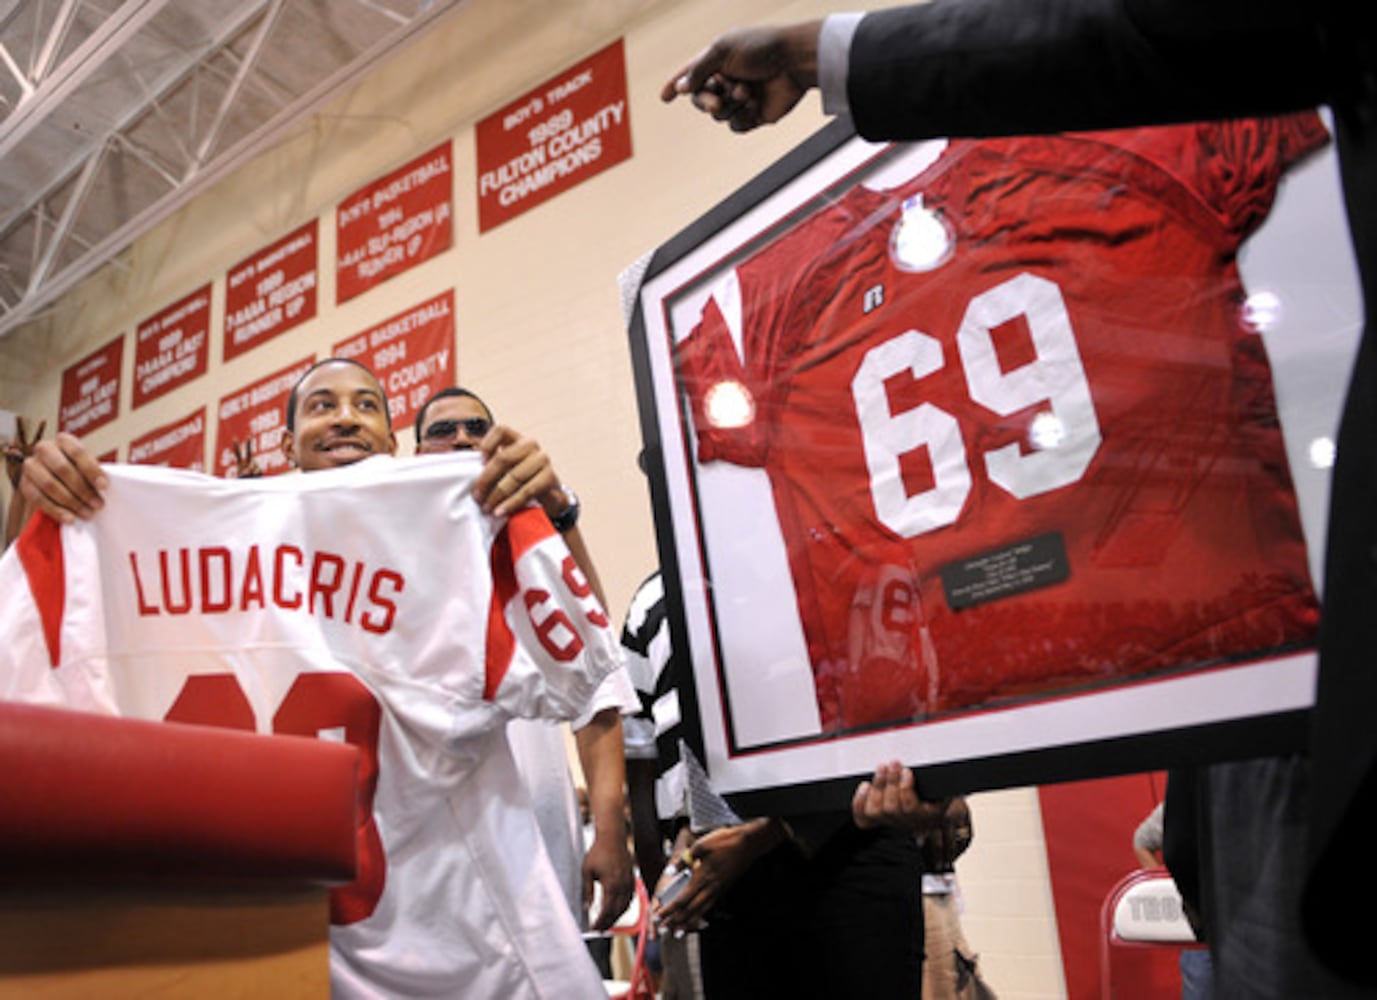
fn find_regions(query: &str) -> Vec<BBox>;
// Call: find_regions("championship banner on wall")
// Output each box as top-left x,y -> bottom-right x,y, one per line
336,142 -> 452,304
333,290 -> 454,431
128,408 -> 206,471
476,39 -> 631,233
59,335 -> 123,437
626,117 -> 1362,813
224,221 -> 318,361
133,285 -> 210,409
214,355 -> 315,478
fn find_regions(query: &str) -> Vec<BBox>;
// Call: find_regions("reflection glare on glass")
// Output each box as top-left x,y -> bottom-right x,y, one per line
1029,411 -> 1066,450
1309,435 -> 1336,469
890,195 -> 955,272
1242,290 -> 1283,332
704,379 -> 755,429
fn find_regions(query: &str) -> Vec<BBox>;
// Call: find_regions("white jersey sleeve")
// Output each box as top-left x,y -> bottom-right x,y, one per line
571,663 -> 637,730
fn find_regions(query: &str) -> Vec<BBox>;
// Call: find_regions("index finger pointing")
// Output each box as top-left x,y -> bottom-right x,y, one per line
661,40 -> 725,103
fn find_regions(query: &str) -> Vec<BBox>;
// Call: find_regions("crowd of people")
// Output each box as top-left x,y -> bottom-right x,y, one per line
4,1 -> 1375,996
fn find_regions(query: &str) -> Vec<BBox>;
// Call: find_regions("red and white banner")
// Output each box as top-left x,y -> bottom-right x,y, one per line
224,221 -> 318,361
133,285 -> 210,409
336,143 -> 453,304
128,408 -> 206,471
333,290 -> 454,431
214,355 -> 315,478
59,335 -> 123,437
476,39 -> 631,233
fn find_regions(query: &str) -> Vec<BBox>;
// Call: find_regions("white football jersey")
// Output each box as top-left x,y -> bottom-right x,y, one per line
0,454 -> 620,998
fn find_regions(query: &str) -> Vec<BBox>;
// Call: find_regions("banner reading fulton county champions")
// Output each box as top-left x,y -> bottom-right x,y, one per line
475,39 -> 631,233
626,116 -> 1361,812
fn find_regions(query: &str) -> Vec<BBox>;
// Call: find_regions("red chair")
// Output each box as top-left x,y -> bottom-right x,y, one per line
1099,868 -> 1206,998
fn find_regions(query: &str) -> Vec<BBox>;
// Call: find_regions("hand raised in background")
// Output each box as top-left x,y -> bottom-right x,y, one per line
4,417 -> 45,490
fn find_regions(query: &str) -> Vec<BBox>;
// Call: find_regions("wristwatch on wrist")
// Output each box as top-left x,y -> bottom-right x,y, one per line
549,485 -> 580,533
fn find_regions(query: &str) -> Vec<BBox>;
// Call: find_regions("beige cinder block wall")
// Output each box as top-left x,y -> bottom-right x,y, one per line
0,2 -> 1066,995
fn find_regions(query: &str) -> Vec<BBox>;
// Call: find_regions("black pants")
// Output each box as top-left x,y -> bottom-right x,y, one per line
698,823 -> 924,999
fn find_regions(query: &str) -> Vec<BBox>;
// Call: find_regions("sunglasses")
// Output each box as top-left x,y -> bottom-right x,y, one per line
422,417 -> 491,442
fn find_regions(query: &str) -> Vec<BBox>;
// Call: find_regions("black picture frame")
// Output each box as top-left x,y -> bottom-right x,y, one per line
625,116 -> 1358,815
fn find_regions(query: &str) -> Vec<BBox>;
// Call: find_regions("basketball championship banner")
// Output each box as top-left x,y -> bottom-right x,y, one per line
224,221 -> 318,361
336,143 -> 452,304
128,408 -> 206,471
59,335 -> 123,437
333,290 -> 454,432
133,285 -> 211,409
626,118 -> 1361,813
475,38 -> 632,233
214,355 -> 315,478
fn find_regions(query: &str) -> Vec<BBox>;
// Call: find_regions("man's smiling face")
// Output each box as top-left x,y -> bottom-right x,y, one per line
281,360 -> 397,471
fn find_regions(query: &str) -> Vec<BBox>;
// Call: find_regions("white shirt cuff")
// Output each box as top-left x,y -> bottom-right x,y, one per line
572,664 -> 638,730
819,12 -> 864,117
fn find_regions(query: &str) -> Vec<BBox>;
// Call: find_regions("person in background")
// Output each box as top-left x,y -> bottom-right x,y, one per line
622,568 -> 704,999
229,438 -> 262,478
414,385 -> 636,934
918,797 -> 995,1000
624,565 -> 928,999
1135,800 -> 1213,1000
1133,801 -> 1168,871
661,7 -> 1376,994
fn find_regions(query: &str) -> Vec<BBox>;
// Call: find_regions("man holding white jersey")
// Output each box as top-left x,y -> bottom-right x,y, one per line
9,357 -> 620,998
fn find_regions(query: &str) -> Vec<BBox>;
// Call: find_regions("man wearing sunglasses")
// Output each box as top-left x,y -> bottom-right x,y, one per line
415,386 -> 638,942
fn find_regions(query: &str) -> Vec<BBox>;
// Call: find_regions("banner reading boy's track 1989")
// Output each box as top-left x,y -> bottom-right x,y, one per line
475,39 -> 631,233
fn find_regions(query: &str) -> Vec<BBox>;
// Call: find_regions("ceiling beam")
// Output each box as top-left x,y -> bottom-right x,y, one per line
0,41 -> 32,100
0,0 -> 272,238
0,0 -> 471,339
190,0 -> 285,174
0,0 -> 174,163
27,138 -> 104,292
31,0 -> 80,84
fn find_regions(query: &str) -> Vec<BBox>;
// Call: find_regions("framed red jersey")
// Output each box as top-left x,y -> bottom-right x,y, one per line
625,117 -> 1361,814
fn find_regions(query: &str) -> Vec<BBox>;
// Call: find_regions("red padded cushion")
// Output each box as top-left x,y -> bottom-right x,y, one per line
0,702 -> 360,886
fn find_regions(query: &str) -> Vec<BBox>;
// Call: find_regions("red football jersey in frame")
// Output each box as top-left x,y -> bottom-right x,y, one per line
677,116 -> 1324,733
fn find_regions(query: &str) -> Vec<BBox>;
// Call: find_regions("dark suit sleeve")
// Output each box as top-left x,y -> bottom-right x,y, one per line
846,0 -> 1334,141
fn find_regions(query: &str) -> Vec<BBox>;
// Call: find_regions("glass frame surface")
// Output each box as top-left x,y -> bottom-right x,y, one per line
626,117 -> 1359,814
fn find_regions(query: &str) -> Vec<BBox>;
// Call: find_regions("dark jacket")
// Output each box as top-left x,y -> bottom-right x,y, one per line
843,0 -> 1376,985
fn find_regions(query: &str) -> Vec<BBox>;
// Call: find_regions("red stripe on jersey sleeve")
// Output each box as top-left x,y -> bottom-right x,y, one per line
484,525 -> 519,701
484,509 -> 560,700
503,506 -> 556,562
15,515 -> 65,668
